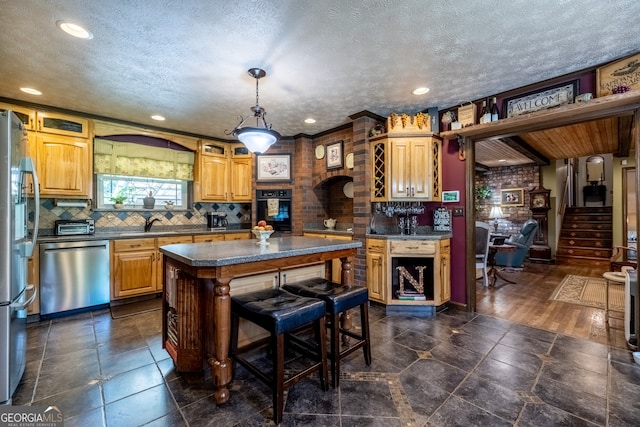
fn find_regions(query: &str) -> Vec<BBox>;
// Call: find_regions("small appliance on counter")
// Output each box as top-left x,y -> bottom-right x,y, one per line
207,212 -> 228,229
54,219 -> 95,236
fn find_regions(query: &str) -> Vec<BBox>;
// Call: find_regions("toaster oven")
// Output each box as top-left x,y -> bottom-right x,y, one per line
54,219 -> 95,236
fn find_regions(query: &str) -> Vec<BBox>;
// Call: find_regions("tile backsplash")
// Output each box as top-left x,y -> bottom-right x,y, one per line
33,199 -> 252,232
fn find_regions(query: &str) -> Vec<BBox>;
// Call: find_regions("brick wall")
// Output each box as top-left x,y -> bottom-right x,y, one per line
475,164 -> 540,235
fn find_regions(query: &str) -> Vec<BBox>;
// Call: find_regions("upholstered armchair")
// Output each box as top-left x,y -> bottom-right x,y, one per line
494,219 -> 539,269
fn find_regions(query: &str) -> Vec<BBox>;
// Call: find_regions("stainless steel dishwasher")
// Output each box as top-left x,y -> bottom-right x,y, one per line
39,240 -> 110,316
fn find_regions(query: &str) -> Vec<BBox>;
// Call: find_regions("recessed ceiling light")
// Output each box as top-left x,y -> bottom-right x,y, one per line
498,159 -> 506,163
412,87 -> 430,95
57,20 -> 93,39
20,87 -> 42,96
304,118 -> 316,124
151,115 -> 165,121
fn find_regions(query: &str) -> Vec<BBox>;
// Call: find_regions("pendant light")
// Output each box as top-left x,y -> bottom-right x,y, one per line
226,68 -> 281,153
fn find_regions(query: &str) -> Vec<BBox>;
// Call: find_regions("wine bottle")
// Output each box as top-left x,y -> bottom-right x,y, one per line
490,96 -> 500,121
479,100 -> 487,124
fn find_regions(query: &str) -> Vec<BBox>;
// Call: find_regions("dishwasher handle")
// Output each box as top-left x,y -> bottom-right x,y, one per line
42,243 -> 109,254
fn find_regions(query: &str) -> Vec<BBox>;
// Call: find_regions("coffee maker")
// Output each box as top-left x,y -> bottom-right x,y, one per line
207,212 -> 228,229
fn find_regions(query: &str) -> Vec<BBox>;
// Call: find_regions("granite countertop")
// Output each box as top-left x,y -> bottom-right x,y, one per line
160,236 -> 362,267
36,225 -> 251,243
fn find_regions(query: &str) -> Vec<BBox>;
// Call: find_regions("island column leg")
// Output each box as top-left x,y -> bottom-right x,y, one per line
340,256 -> 353,345
208,277 -> 233,405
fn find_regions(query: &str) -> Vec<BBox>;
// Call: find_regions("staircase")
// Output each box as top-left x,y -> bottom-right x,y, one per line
556,206 -> 612,266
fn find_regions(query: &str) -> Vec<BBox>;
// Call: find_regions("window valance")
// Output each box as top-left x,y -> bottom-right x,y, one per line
94,137 -> 194,180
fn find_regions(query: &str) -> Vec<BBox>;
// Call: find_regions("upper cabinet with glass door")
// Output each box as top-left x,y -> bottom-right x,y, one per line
0,103 -> 36,130
0,103 -> 89,137
36,111 -> 89,138
0,102 -> 92,198
195,140 -> 253,202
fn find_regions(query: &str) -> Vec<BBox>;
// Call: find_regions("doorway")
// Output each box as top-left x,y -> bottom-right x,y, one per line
623,167 -> 637,260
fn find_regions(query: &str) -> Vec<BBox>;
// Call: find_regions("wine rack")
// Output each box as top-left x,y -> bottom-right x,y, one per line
431,138 -> 441,199
371,138 -> 387,201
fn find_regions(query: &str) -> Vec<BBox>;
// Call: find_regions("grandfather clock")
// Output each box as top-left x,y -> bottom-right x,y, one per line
529,186 -> 552,262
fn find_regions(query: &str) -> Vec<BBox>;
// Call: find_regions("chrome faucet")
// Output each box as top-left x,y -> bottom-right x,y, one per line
144,217 -> 161,232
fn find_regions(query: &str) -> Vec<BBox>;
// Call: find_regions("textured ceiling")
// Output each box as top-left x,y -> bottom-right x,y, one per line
1,0 -> 639,143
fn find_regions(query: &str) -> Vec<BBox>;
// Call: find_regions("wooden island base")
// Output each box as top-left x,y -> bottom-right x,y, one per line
160,236 -> 361,404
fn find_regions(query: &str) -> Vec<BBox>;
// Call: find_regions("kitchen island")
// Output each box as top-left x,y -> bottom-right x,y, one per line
159,236 -> 362,405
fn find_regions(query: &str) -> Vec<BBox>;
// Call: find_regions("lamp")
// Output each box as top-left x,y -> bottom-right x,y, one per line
489,206 -> 504,232
226,68 -> 281,154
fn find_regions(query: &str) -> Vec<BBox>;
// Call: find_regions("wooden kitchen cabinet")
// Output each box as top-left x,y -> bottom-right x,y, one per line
111,238 -> 157,299
113,233 -> 248,299
35,111 -> 89,138
0,103 -> 92,198
0,103 -> 36,130
229,157 -> 252,201
389,136 -> 441,201
193,232 -> 249,243
365,238 -> 386,303
224,231 -> 250,241
36,132 -> 92,198
390,137 -> 429,199
365,237 -> 450,307
370,116 -> 441,202
195,140 -> 253,202
437,240 -> 451,304
192,234 -> 225,243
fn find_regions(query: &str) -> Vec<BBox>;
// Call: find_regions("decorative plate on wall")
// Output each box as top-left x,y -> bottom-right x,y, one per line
343,181 -> 354,198
315,145 -> 325,159
345,153 -> 354,169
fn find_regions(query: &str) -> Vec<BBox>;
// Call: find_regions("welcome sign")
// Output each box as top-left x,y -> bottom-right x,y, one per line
505,82 -> 577,118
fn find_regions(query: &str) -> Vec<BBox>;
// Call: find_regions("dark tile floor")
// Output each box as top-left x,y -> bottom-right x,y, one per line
13,303 -> 640,426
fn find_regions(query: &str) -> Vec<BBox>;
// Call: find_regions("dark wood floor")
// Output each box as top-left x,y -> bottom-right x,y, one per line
475,261 -> 629,349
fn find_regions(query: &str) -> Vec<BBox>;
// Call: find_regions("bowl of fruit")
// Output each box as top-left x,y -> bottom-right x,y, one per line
252,220 -> 274,245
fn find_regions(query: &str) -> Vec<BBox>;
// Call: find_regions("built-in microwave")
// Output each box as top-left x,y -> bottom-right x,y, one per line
54,219 -> 95,236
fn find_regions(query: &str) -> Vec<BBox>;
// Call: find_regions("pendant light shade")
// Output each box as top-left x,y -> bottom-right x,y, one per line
226,68 -> 281,154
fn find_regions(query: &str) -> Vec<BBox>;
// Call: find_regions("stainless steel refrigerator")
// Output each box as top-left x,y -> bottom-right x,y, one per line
0,110 -> 39,405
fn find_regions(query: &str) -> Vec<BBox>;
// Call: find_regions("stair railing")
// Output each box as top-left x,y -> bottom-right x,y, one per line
559,176 -> 569,217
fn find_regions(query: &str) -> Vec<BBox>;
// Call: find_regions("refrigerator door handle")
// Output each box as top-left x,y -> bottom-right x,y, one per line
19,157 -> 39,258
10,285 -> 37,310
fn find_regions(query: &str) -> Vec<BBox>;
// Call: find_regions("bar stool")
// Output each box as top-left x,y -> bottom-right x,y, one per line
602,266 -> 633,326
230,288 -> 329,425
283,278 -> 371,387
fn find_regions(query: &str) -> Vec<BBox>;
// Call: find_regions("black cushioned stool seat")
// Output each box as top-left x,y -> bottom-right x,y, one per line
283,278 -> 371,387
230,288 -> 329,424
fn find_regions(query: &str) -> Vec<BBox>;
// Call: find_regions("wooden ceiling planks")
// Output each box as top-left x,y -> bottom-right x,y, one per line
442,91 -> 640,166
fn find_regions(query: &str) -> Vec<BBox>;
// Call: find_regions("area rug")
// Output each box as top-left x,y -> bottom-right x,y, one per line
110,297 -> 162,319
549,275 -> 624,312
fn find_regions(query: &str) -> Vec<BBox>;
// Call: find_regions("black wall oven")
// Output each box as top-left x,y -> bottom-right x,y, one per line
256,189 -> 292,232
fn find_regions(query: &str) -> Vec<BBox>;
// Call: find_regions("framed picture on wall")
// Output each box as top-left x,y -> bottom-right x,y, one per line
442,190 -> 460,203
256,154 -> 292,182
500,188 -> 524,206
326,140 -> 344,169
